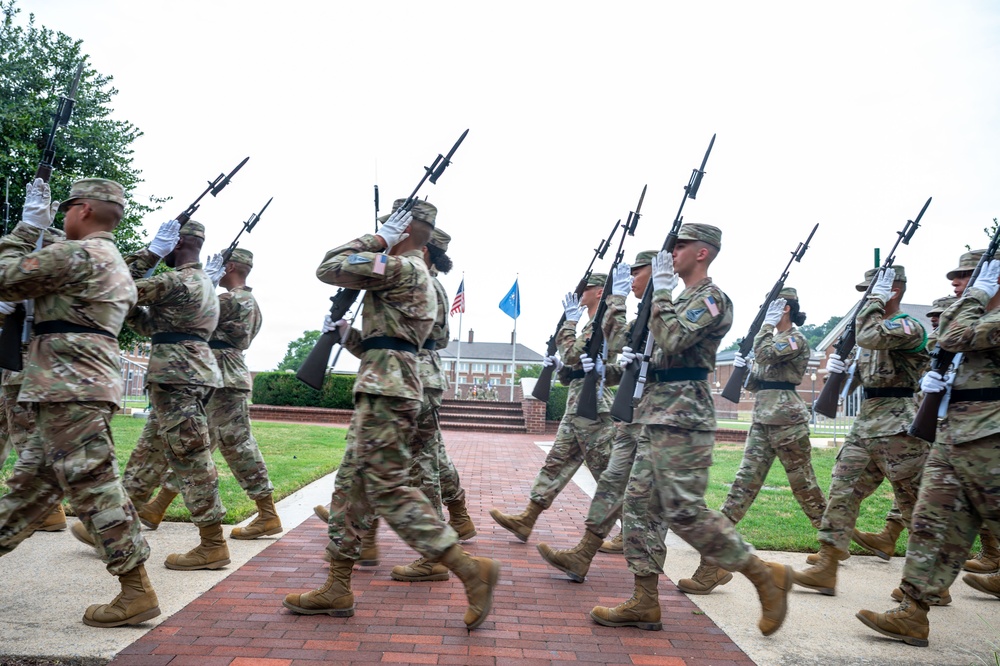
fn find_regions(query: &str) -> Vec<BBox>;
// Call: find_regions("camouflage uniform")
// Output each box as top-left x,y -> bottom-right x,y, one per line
0,218 -> 148,574
0,383 -> 9,464
122,230 -> 224,527
318,230 -> 457,562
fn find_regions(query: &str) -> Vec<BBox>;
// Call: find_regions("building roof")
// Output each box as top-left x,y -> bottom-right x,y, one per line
439,341 -> 545,363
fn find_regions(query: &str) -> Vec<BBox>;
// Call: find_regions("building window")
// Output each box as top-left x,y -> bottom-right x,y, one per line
489,363 -> 504,373
471,363 -> 485,373
459,362 -> 469,372
442,361 -> 453,370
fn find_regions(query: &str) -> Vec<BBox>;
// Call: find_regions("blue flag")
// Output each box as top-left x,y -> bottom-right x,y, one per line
499,278 -> 520,319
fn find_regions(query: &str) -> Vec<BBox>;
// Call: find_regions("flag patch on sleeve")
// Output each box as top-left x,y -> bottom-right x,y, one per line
789,337 -> 798,350
372,255 -> 389,275
704,295 -> 720,317
901,319 -> 911,334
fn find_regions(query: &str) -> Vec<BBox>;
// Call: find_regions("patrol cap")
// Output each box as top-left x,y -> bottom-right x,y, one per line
946,249 -> 985,280
632,250 -> 658,269
428,227 -> 451,252
228,248 -> 253,268
856,265 -> 906,291
677,223 -> 722,250
179,220 -> 206,240
57,178 -> 126,212
378,198 -> 437,227
585,273 -> 607,288
926,295 -> 956,317
778,287 -> 798,301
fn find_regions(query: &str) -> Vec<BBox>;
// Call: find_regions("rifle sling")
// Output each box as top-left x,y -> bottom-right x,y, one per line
650,368 -> 708,382
151,332 -> 208,345
33,320 -> 116,340
361,336 -> 418,355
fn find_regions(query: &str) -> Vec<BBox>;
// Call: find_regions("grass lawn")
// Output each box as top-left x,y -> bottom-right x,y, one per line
1,416 -> 347,525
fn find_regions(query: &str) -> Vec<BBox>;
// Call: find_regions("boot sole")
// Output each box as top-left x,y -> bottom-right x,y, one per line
282,600 -> 355,617
358,559 -> 379,567
963,574 -> 1000,599
963,563 -> 1000,574
598,547 -> 623,554
677,573 -> 733,595
230,526 -> 283,540
537,545 -> 586,583
82,606 -> 161,628
855,612 -> 928,647
39,522 -> 67,532
164,558 -> 231,571
390,572 -> 450,582
589,611 -> 662,631
138,518 -> 161,530
456,529 -> 478,541
466,559 -> 501,630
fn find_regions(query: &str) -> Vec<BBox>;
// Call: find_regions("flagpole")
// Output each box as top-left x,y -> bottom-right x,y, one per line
511,273 -> 518,397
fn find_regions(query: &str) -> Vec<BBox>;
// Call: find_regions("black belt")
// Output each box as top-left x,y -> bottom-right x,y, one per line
566,369 -> 587,380
650,368 -> 709,382
758,381 -> 797,391
209,340 -> 236,350
361,336 -> 418,354
151,332 -> 207,345
33,320 -> 116,340
863,387 -> 914,399
422,340 -> 437,351
951,388 -> 1000,403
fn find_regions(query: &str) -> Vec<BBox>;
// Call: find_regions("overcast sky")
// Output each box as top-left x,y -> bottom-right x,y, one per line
19,1 -> 1000,372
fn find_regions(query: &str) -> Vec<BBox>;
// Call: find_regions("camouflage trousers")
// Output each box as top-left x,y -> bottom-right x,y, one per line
407,388 -> 464,521
583,422 -> 639,538
900,433 -> 1000,605
721,422 -> 827,529
1,383 -> 35,466
625,425 -> 754,577
818,430 -> 926,552
529,412 -> 615,509
326,392 -> 457,562
124,384 -> 224,526
0,402 -> 149,575
0,388 -> 9,464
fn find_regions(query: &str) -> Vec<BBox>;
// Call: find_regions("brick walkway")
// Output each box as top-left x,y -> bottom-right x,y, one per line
108,430 -> 753,666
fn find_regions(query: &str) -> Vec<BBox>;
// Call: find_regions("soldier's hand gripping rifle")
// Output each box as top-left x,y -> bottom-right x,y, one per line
721,223 -> 818,403
909,221 -> 1000,442
577,185 -> 646,420
610,134 -> 716,423
0,63 -> 83,372
296,130 -> 469,391
221,197 -> 271,263
530,218 -> 620,403
812,197 -> 931,419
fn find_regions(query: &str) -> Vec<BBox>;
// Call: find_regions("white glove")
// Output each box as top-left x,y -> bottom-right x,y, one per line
826,353 -> 846,374
619,345 -> 639,370
148,220 -> 181,257
563,292 -> 584,322
204,253 -> 226,287
919,371 -> 947,394
0,301 -> 17,315
763,298 -> 786,327
971,259 -> 1000,300
542,354 -> 563,372
733,351 -> 747,368
581,353 -> 604,374
611,263 -> 632,297
22,178 -> 54,229
323,315 -> 350,343
870,267 -> 896,304
651,250 -> 678,292
376,207 -> 412,250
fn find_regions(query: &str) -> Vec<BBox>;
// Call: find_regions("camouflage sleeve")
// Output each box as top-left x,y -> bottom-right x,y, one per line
433,280 -> 450,348
133,270 -> 185,307
556,318 -> 584,366
316,235 -> 411,291
0,223 -> 84,301
855,298 -> 926,351
126,306 -> 154,336
341,325 -> 365,359
125,248 -> 160,279
602,294 -> 629,352
753,325 -> 807,364
214,292 -> 250,345
649,287 -> 726,355
937,290 -> 1000,352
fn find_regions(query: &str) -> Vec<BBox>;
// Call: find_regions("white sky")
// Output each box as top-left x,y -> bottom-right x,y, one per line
20,1 -> 1000,371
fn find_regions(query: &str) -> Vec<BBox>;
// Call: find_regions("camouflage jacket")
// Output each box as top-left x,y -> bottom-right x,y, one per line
0,224 -> 136,403
936,289 -> 1000,444
319,234 -> 435,402
634,278 -> 733,430
600,294 -> 632,388
126,249 -> 222,388
745,324 -> 810,425
211,286 -> 261,391
556,317 -> 614,416
850,297 -> 928,438
418,275 -> 450,393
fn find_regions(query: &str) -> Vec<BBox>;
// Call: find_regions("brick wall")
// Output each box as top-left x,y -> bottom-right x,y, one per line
522,398 -> 547,434
249,404 -> 353,425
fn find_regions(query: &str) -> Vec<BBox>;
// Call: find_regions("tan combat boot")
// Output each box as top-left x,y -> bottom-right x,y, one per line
231,494 -> 283,540
70,520 -> 97,548
590,574 -> 662,631
446,498 -> 477,541
165,523 -> 231,570
677,557 -> 734,595
283,557 -> 355,616
391,557 -> 450,582
82,564 -> 161,628
489,500 -> 543,542
438,544 -> 501,630
599,530 -> 624,554
359,520 -> 379,566
537,530 -> 603,583
854,520 -> 905,561
39,504 -> 67,532
794,543 -> 845,596
855,592 -> 930,647
137,489 -> 178,530
740,555 -> 793,636
964,529 -> 1000,574
313,505 -> 330,522
892,586 -> 951,606
962,571 -> 1000,599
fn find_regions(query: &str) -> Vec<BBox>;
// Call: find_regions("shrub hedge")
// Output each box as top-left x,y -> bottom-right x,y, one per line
547,384 -> 569,421
252,372 -> 355,410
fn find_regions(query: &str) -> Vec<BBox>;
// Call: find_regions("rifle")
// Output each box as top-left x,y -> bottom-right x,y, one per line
221,197 -> 271,263
331,186 -> 381,370
577,185 -> 646,420
720,223 -> 819,403
610,134 -> 716,423
0,63 -> 84,372
373,184 -> 380,232
909,222 -> 1000,442
531,218 -> 620,403
296,130 -> 469,391
812,197 -> 931,418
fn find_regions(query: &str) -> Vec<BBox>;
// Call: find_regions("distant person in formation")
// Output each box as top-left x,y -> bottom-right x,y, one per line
592,225 -> 793,637
856,258 -> 1000,647
677,287 -> 827,596
0,178 -> 158,627
283,201 -> 499,630
489,272 -> 616,543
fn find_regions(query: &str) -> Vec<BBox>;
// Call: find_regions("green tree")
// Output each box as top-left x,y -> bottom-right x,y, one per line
800,315 -> 841,350
515,364 -> 542,382
277,330 -> 321,372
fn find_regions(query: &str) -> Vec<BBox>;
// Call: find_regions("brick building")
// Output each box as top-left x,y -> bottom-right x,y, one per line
439,329 -> 544,400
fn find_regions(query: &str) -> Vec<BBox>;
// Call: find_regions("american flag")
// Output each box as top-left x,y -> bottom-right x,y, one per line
450,278 -> 465,316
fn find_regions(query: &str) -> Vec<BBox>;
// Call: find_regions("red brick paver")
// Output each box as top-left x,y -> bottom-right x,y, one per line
109,430 -> 753,666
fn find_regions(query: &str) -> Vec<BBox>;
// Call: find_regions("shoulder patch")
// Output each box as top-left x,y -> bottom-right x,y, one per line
686,307 -> 708,323
348,255 -> 372,264
18,256 -> 40,273
884,320 -> 901,330
774,342 -> 789,351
